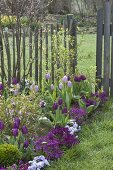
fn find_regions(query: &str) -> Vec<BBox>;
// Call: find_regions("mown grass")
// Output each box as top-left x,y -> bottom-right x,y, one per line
46,101 -> 113,170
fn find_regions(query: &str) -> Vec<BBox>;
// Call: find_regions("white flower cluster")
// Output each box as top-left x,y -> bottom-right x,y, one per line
65,119 -> 81,135
28,155 -> 50,170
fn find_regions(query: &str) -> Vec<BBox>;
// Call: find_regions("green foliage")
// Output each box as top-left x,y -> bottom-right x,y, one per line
47,102 -> 113,170
0,144 -> 22,167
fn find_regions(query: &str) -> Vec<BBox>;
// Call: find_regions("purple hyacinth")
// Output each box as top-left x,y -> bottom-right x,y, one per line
0,83 -> 4,90
22,125 -> 28,134
74,76 -> 81,82
58,98 -> 63,105
52,102 -> 58,110
0,120 -> 4,131
12,128 -> 18,137
45,73 -> 51,80
79,75 -> 86,81
23,140 -> 29,148
12,77 -> 18,85
13,117 -> 20,129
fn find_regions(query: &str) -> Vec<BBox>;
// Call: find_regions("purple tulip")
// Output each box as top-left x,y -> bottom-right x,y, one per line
22,125 -> 28,134
67,81 -> 72,87
14,117 -> 20,125
74,76 -> 81,82
12,78 -> 18,85
12,128 -> 18,137
52,102 -> 58,110
0,83 -> 4,90
80,75 -> 86,81
45,73 -> 51,80
51,84 -> 54,90
0,120 -> 4,131
23,140 -> 29,148
62,75 -> 68,83
62,107 -> 68,114
59,83 -> 63,90
58,98 -> 63,105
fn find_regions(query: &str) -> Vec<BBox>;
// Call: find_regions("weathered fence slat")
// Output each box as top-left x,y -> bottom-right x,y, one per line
63,20 -> 67,74
68,16 -> 77,74
111,1 -> 113,97
4,31 -> 11,85
51,24 -> 54,83
56,22 -> 60,69
103,0 -> 110,95
35,28 -> 38,84
12,29 -> 16,77
29,28 -> 32,77
22,29 -> 26,87
96,5 -> 103,89
45,25 -> 48,71
0,31 -> 5,82
39,27 -> 43,89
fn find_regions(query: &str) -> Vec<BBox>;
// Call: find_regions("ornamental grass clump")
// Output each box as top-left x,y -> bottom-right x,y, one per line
0,144 -> 22,167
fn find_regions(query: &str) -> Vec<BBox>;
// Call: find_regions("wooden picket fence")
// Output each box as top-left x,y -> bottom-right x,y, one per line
96,0 -> 113,97
0,14 -> 77,88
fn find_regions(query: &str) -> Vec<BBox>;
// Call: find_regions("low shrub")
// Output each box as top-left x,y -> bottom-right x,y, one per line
0,144 -> 22,167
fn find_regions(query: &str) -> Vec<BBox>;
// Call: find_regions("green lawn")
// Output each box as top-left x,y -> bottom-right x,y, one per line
46,101 -> 113,170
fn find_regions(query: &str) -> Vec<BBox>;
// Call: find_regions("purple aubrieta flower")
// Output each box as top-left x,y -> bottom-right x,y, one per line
45,73 -> 51,80
12,128 -> 18,137
58,98 -> 63,105
67,81 -> 72,87
52,102 -> 58,110
0,120 -> 4,131
23,140 -> 29,148
22,125 -> 28,134
12,77 -> 18,85
62,75 -> 68,83
0,83 -> 4,91
59,83 -> 63,90
50,84 -> 54,90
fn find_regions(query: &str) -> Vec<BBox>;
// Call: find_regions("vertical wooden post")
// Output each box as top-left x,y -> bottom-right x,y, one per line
111,0 -> 113,97
63,19 -> 67,74
96,0 -> 103,89
0,30 -> 5,83
67,14 -> 77,74
4,31 -> 11,85
22,29 -> 26,87
13,29 -> 16,77
29,28 -> 32,77
56,22 -> 60,69
103,0 -> 110,95
45,25 -> 48,71
35,28 -> 38,84
51,24 -> 54,83
39,27 -> 43,89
